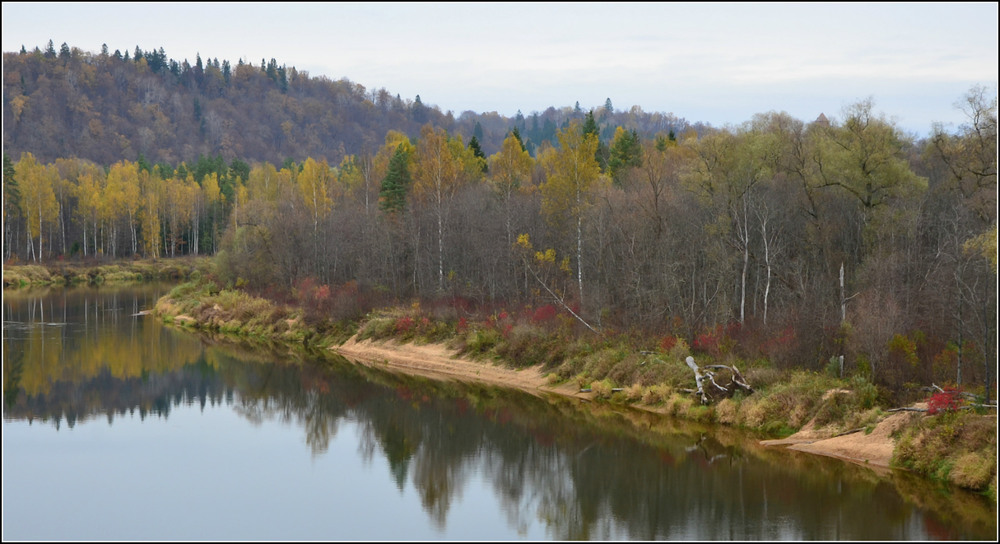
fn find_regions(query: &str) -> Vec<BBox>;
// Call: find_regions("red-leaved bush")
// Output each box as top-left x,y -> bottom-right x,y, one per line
532,304 -> 558,324
927,388 -> 962,415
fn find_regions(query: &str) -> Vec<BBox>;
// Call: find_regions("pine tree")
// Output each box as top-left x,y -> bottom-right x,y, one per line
379,145 -> 412,214
511,127 -> 527,153
468,135 -> 487,173
582,110 -> 609,172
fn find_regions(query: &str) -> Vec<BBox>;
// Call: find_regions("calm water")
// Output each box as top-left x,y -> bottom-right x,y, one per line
2,284 -> 996,541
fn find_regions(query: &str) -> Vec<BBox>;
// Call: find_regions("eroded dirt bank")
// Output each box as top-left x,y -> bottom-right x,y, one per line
332,335 -> 908,470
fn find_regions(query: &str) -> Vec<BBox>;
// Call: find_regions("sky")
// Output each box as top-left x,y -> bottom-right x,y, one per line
2,2 -> 997,137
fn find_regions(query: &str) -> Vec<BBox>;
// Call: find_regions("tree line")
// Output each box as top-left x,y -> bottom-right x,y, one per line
3,85 -> 995,397
2,41 -> 697,168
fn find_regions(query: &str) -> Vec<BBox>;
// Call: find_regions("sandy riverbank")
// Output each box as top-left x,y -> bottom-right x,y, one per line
332,335 -> 910,471
760,410 -> 918,470
333,335 -> 583,398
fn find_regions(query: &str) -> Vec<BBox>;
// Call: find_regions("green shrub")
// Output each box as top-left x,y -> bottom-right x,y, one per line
462,327 -> 502,357
358,317 -> 396,341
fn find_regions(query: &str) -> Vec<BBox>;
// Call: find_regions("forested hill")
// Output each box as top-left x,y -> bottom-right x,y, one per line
3,42 -> 693,166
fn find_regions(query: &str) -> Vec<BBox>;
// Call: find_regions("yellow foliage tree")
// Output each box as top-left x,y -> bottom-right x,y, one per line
72,161 -> 106,257
489,132 -> 535,247
106,161 -> 141,255
540,121 -> 603,305
413,124 -> 466,291
138,169 -> 162,258
15,152 -> 59,262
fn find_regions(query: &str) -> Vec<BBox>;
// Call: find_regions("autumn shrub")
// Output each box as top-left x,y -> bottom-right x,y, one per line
714,397 -> 741,425
167,280 -> 201,301
554,359 -> 583,381
461,327 -> 502,358
757,325 -> 798,368
686,404 -> 714,423
267,305 -> 290,326
812,392 -> 850,428
927,388 -> 963,415
581,347 -> 627,381
531,304 -> 558,324
635,362 -> 671,387
3,264 -> 54,286
893,411 -> 997,491
659,334 -> 679,352
608,354 -> 644,386
932,343 -> 960,385
809,375 -> 881,429
358,316 -> 397,340
735,371 -> 837,432
692,326 -> 722,357
692,323 -> 739,358
641,384 -> 671,405
882,332 -> 924,391
590,379 -> 614,399
664,357 -> 700,389
949,451 -> 997,490
665,337 -> 691,363
665,393 -> 696,417
744,366 -> 786,391
394,315 -> 415,335
213,289 -> 272,323
624,383 -> 644,402
494,324 -> 560,368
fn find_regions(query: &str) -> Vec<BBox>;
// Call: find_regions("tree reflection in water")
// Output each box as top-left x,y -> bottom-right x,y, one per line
3,285 -> 996,540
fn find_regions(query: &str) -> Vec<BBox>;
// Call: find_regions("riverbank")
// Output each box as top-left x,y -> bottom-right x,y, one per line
2,257 -> 212,288
150,280 -> 997,500
336,334 -> 999,499
336,333 -> 903,469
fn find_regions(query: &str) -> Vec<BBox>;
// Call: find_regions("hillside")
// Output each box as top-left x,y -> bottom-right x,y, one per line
3,42 -> 695,166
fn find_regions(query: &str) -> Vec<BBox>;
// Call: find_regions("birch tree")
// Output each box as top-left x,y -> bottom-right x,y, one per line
16,153 -> 59,262
488,131 -> 535,249
297,157 -> 334,276
413,124 -> 464,292
540,120 -> 603,306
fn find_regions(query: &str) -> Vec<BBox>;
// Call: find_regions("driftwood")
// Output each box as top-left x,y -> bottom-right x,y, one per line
685,356 -> 754,404
832,427 -> 866,437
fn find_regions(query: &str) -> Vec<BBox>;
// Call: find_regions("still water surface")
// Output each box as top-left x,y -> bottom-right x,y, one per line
2,284 -> 996,540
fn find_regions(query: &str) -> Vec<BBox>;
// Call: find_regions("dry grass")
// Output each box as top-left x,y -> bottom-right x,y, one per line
893,411 -> 997,491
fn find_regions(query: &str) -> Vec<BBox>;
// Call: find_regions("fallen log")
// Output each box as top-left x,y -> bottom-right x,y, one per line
685,356 -> 754,404
832,427 -> 866,437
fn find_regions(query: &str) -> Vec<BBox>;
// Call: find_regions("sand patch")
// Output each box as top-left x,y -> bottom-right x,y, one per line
769,407 -> 924,469
333,335 -> 583,399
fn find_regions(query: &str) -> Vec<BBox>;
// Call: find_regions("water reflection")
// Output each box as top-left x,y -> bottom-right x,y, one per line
2,285 -> 996,540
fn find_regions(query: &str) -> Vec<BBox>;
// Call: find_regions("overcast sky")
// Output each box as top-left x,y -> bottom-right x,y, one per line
3,2 -> 997,137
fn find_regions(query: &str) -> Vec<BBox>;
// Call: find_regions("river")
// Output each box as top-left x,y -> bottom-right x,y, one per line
2,284 -> 996,540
